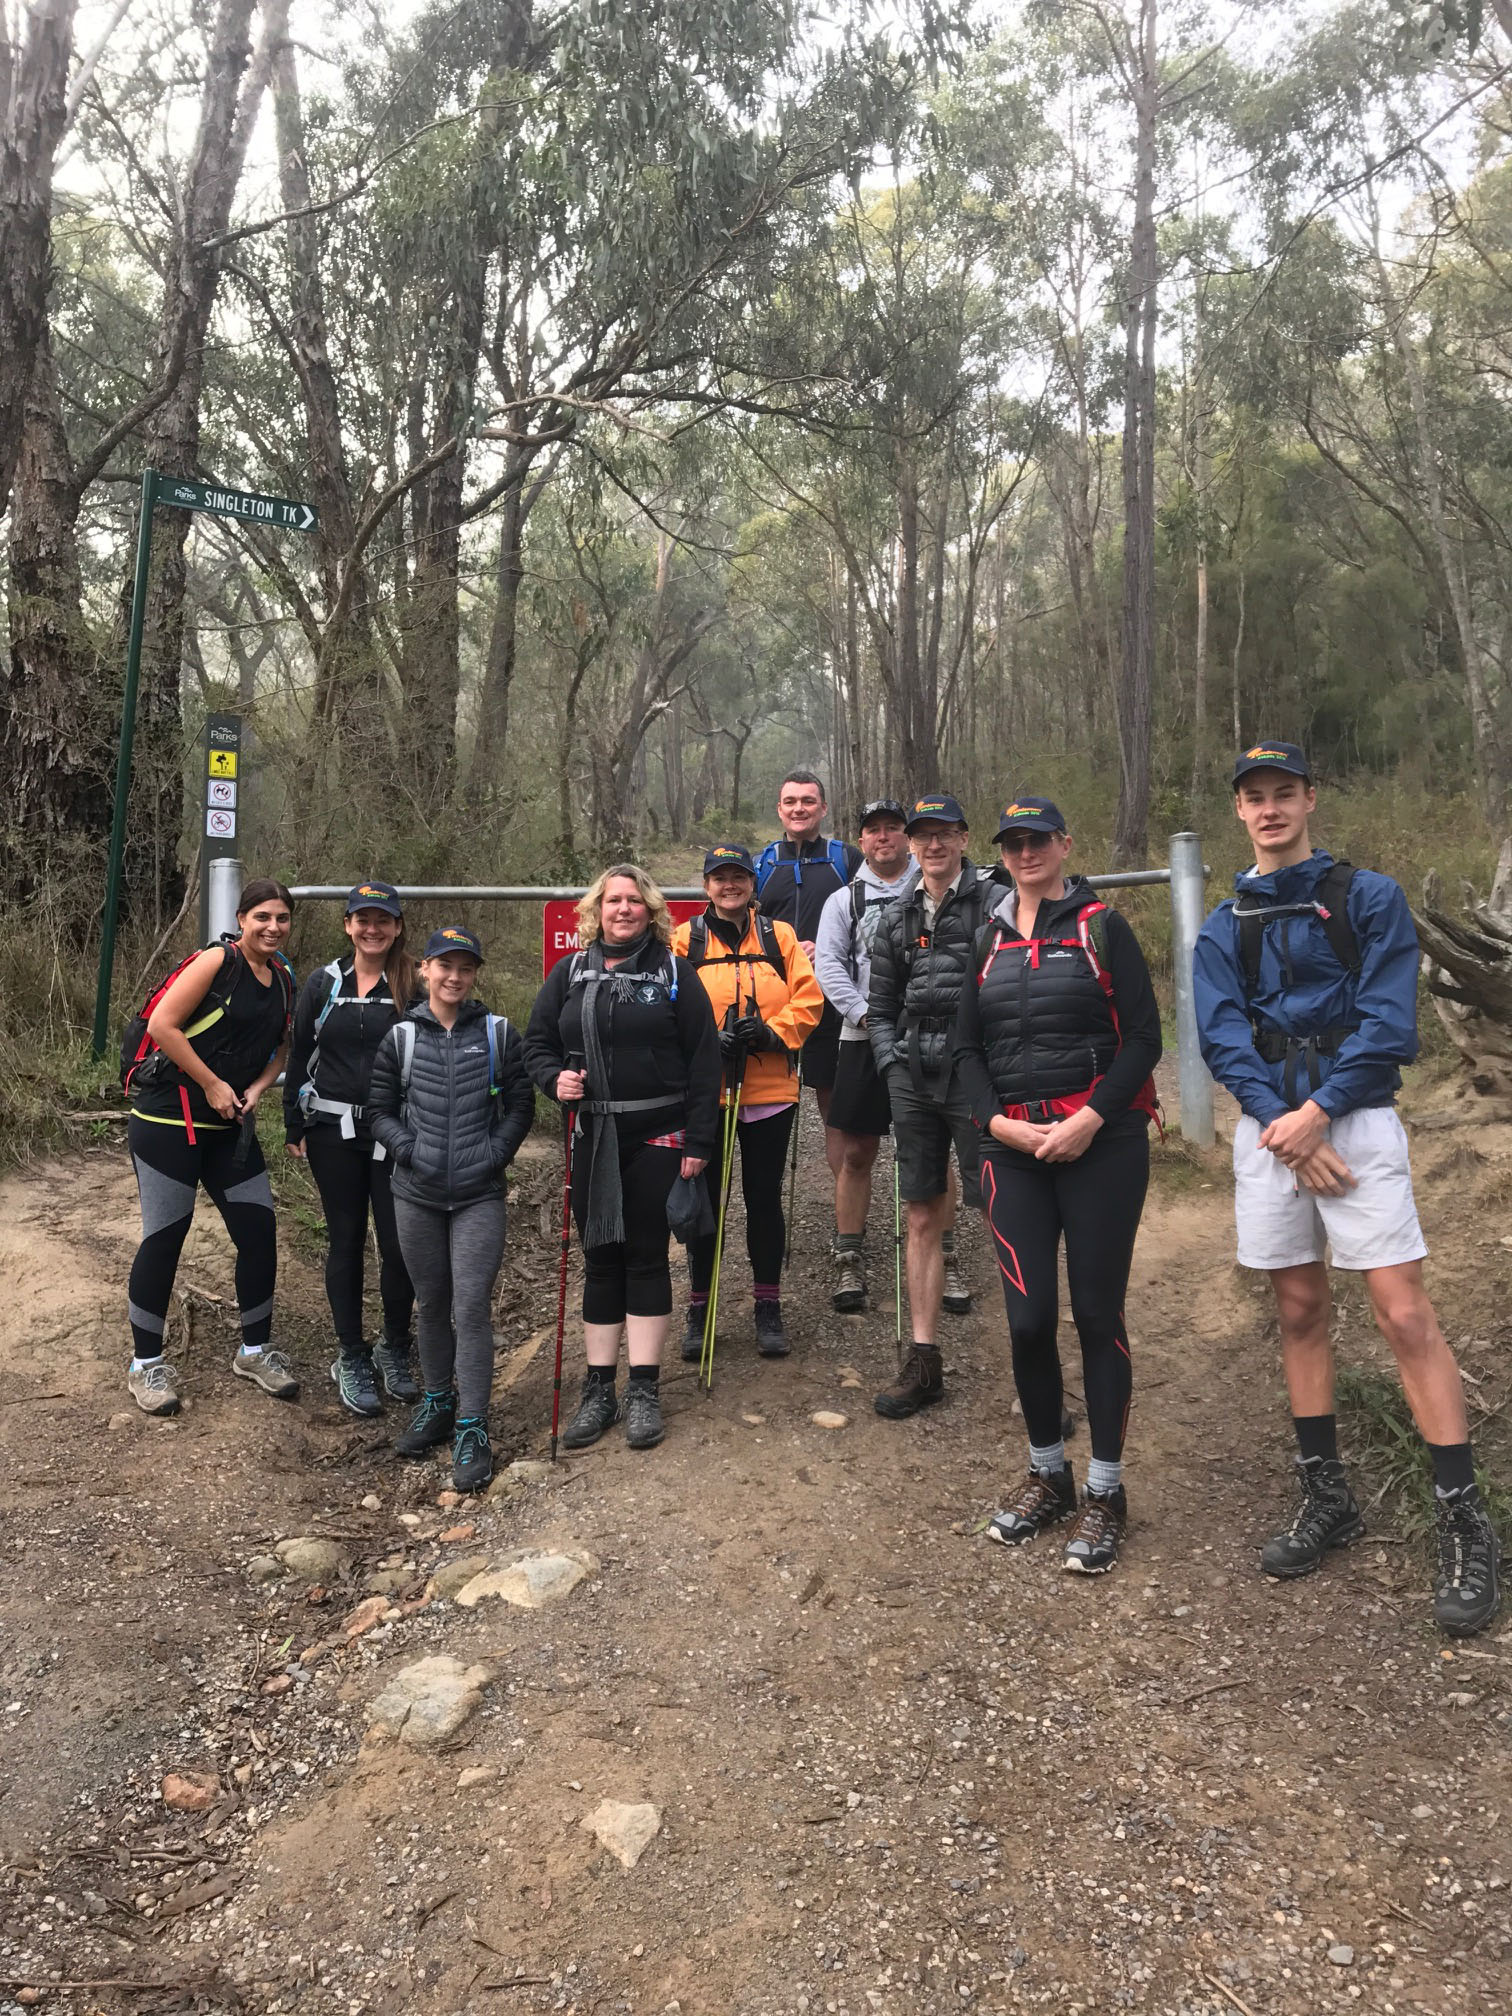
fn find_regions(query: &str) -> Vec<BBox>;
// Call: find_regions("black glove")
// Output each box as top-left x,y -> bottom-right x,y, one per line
718,1025 -> 742,1064
734,1013 -> 784,1054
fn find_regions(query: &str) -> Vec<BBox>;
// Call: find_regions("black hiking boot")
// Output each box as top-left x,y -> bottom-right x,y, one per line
988,1466 -> 1077,1545
562,1377 -> 618,1451
1063,1486 -> 1127,1575
681,1305 -> 707,1364
1260,1457 -> 1364,1577
330,1351 -> 383,1419
395,1390 -> 456,1458
754,1300 -> 789,1358
620,1381 -> 665,1451
874,1343 -> 944,1419
1433,1485 -> 1501,1638
373,1338 -> 419,1402
451,1416 -> 494,1494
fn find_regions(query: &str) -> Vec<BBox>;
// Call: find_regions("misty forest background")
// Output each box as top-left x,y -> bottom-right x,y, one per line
6,0 -> 1512,1124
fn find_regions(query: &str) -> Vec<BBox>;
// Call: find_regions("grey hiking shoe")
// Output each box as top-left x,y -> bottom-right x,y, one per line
988,1466 -> 1076,1545
620,1382 -> 665,1450
373,1339 -> 419,1402
1063,1486 -> 1127,1575
1433,1485 -> 1501,1638
128,1357 -> 182,1417
330,1353 -> 382,1418
451,1417 -> 494,1494
831,1243 -> 866,1314
1260,1457 -> 1364,1577
232,1345 -> 299,1399
562,1377 -> 618,1450
941,1251 -> 972,1317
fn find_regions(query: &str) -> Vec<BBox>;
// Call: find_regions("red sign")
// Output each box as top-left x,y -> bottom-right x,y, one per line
542,898 -> 703,978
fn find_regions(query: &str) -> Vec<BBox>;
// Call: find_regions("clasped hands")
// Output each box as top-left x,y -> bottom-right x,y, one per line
1259,1099 -> 1356,1197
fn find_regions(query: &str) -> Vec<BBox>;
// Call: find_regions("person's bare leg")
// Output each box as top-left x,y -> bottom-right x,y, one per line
832,1131 -> 879,1235
1271,1261 -> 1334,1415
1363,1261 -> 1469,1444
905,1192 -> 951,1345
624,1313 -> 669,1368
584,1321 -> 622,1369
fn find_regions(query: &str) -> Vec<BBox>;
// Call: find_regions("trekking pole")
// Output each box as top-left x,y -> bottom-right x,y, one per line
549,1052 -> 584,1462
893,1139 -> 903,1354
784,1052 -> 803,1268
701,1012 -> 746,1395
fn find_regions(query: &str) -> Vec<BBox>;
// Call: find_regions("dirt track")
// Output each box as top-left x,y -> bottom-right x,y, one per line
2,1086 -> 1511,2016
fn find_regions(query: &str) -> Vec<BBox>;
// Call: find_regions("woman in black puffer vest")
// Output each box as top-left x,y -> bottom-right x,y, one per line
953,797 -> 1162,1578
369,926 -> 534,1493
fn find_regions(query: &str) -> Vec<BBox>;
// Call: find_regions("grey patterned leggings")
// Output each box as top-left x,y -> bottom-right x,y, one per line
393,1193 -> 507,1418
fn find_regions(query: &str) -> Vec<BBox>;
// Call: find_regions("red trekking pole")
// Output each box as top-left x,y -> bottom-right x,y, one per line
549,1052 -> 584,1463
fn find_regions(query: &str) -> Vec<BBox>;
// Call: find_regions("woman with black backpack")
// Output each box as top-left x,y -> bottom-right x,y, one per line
953,798 -> 1162,1576
124,878 -> 298,1417
284,881 -> 421,1419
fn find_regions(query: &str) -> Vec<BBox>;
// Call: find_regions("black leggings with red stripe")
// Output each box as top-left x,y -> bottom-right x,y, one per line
979,1118 -> 1149,1464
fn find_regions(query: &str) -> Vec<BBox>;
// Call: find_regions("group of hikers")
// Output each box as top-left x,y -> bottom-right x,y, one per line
119,746 -> 1500,1636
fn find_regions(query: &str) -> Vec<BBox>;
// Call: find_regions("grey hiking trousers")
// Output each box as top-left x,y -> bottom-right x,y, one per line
393,1193 -> 507,1419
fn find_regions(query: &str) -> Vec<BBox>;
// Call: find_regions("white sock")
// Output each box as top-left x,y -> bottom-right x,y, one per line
1087,1456 -> 1124,1496
1029,1439 -> 1066,1476
239,1343 -> 264,1358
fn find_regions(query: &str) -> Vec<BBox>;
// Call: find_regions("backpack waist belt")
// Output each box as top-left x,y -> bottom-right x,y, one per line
301,1092 -> 387,1159
1252,1023 -> 1358,1106
999,1075 -> 1162,1132
581,1094 -> 678,1115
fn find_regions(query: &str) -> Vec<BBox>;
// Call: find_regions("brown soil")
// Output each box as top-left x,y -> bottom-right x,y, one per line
2,1078 -> 1510,2016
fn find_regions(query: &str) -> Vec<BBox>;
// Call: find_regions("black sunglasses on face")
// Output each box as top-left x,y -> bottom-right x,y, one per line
999,831 -> 1059,853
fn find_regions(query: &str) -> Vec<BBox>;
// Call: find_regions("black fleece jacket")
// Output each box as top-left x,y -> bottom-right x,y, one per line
523,942 -> 721,1161
283,957 -> 414,1146
368,998 -> 534,1211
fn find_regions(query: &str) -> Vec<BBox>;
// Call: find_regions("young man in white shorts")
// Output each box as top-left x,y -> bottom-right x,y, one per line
1194,740 -> 1499,1636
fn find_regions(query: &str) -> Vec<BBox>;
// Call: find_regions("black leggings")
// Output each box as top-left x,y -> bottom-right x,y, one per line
304,1125 -> 414,1355
572,1128 -> 682,1324
689,1104 -> 794,1295
979,1120 -> 1149,1464
127,1116 -> 277,1363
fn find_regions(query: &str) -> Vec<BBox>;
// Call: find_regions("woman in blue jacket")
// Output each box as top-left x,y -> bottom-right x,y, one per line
369,926 -> 535,1492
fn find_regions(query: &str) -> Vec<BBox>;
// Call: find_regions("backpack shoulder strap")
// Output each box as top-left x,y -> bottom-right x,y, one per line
1316,861 -> 1361,975
756,913 -> 788,982
753,841 -> 782,895
687,914 -> 708,966
1232,895 -> 1265,995
1074,900 -> 1116,1000
394,1020 -> 416,1094
826,837 -> 851,880
311,958 -> 346,1035
850,879 -> 867,926
486,1013 -> 511,1096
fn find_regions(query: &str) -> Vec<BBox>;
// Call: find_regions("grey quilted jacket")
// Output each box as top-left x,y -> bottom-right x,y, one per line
369,999 -> 534,1211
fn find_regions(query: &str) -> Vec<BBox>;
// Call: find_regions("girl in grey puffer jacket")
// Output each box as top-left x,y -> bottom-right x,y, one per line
369,926 -> 534,1492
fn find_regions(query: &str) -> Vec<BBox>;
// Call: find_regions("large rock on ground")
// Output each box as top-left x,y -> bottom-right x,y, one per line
366,1657 -> 492,1748
274,1537 -> 349,1582
427,1553 -> 491,1602
581,1799 -> 662,1869
456,1546 -> 598,1611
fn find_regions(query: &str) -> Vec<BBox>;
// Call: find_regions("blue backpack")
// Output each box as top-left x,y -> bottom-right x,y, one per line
754,836 -> 851,893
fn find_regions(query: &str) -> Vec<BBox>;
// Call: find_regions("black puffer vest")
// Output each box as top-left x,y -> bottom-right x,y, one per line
972,877 -> 1120,1106
869,864 -> 996,1087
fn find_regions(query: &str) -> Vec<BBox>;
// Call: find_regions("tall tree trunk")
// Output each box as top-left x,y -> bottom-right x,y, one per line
1112,0 -> 1159,868
0,0 -> 78,520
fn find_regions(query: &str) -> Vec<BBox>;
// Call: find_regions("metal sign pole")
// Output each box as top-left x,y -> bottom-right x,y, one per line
92,468 -> 158,1060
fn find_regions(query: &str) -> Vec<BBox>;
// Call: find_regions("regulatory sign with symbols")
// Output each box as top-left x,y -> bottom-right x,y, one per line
542,898 -> 702,978
154,474 -> 317,533
200,713 -> 244,940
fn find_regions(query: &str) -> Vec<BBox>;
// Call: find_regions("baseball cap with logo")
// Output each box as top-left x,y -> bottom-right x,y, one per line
1232,740 -> 1311,786
994,796 -> 1067,841
344,879 -> 403,918
702,843 -> 756,878
422,925 -> 485,964
857,797 -> 908,831
904,792 -> 968,832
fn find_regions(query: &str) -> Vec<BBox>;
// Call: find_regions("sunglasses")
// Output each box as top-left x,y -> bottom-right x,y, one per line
999,830 -> 1060,853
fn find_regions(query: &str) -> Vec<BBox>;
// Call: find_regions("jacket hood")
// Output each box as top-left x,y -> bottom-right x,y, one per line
1231,849 -> 1335,902
854,859 -> 919,897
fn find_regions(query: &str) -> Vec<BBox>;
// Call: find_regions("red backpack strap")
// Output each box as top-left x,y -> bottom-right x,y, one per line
1074,901 -> 1115,1002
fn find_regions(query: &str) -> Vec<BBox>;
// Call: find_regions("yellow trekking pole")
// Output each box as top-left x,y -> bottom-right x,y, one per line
700,1068 -> 744,1392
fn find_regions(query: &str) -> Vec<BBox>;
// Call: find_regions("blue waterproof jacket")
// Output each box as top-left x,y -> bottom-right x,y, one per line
1193,850 -> 1419,1125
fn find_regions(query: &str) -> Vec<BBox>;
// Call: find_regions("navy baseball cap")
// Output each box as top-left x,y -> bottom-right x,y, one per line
422,925 -> 484,963
994,797 -> 1067,841
858,797 -> 908,830
905,792 -> 968,831
703,843 -> 756,877
1233,740 -> 1311,785
345,879 -> 403,917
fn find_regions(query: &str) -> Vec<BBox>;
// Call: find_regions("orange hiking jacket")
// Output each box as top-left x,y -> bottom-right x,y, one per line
671,909 -> 824,1107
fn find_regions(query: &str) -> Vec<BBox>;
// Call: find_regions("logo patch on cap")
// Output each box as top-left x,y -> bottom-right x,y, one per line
1001,804 -> 1038,820
1245,747 -> 1289,762
914,799 -> 946,813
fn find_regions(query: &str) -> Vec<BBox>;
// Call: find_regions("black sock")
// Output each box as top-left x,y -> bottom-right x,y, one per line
586,1364 -> 616,1389
1427,1441 -> 1476,1496
1294,1414 -> 1339,1465
628,1364 -> 659,1390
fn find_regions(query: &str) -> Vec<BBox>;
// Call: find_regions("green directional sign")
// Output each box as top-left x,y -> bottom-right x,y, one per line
152,473 -> 318,532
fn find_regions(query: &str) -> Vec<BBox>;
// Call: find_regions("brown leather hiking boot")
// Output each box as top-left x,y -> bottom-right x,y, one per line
874,1343 -> 944,1419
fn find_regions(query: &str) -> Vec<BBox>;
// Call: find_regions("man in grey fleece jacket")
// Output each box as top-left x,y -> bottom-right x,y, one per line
812,800 -> 924,1313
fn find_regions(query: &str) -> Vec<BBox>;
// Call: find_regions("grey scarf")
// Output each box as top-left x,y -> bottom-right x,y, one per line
572,933 -> 655,1251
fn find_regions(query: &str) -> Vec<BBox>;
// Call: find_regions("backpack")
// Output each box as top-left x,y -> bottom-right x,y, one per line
685,910 -> 788,983
895,874 -> 996,983
1232,861 -> 1360,994
391,1013 -> 512,1107
121,938 -> 294,1098
754,835 -> 851,895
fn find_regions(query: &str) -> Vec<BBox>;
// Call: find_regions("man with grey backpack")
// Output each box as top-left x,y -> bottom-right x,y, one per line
369,926 -> 535,1493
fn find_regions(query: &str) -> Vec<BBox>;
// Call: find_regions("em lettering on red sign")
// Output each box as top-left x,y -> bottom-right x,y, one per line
541,898 -> 703,979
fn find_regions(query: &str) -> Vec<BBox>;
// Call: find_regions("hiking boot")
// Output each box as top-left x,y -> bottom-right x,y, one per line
987,1466 -> 1077,1545
395,1390 -> 456,1457
562,1377 -> 619,1450
451,1417 -> 494,1494
1260,1457 -> 1364,1578
128,1357 -> 182,1417
831,1243 -> 866,1314
373,1338 -> 419,1402
754,1300 -> 789,1358
1063,1486 -> 1127,1575
232,1345 -> 299,1399
941,1253 -> 972,1317
330,1352 -> 382,1418
874,1343 -> 944,1418
681,1305 -> 707,1364
620,1382 -> 665,1450
1433,1485 -> 1501,1638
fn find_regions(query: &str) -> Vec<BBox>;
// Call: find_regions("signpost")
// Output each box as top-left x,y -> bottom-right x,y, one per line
200,713 -> 243,942
542,899 -> 702,978
92,471 -> 319,1058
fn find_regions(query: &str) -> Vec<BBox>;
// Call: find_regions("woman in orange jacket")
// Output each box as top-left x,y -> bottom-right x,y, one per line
672,843 -> 824,1357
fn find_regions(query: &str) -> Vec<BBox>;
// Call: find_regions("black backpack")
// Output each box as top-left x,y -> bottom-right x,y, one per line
685,910 -> 788,983
1232,861 -> 1361,994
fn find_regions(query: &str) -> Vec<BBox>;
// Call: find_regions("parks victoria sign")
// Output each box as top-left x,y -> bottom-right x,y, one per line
153,474 -> 318,532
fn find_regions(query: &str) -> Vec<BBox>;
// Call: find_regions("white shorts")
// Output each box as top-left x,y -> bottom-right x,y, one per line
1233,1106 -> 1428,1273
